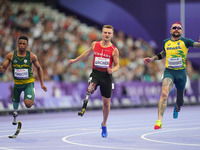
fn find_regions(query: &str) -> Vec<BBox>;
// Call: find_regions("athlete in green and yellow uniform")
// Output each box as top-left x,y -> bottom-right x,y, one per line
144,21 -> 200,129
0,36 -> 47,124
163,37 -> 194,70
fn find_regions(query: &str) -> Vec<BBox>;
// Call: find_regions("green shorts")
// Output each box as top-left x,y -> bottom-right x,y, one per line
163,68 -> 187,90
12,82 -> 35,103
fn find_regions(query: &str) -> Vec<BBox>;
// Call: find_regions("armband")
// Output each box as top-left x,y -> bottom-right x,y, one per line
156,53 -> 162,60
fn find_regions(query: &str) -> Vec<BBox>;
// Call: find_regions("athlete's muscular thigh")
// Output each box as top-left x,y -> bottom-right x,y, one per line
161,77 -> 173,98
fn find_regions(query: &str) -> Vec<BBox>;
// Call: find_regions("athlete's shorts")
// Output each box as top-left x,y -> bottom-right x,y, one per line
163,68 -> 186,90
12,82 -> 35,103
89,69 -> 113,98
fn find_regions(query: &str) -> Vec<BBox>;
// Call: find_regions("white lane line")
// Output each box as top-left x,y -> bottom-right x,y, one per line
0,147 -> 16,150
62,129 -> 156,150
141,127 -> 200,146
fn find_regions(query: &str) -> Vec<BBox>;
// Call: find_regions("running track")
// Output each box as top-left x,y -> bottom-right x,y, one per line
0,105 -> 200,150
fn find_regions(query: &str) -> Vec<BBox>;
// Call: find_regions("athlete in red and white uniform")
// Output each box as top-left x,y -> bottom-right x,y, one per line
69,25 -> 119,138
93,41 -> 115,72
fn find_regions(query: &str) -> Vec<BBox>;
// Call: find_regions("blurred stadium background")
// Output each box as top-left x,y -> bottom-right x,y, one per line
0,0 -> 200,115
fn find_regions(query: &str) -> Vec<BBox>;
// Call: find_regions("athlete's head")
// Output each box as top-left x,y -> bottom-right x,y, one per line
102,25 -> 114,41
170,21 -> 183,38
18,36 -> 29,51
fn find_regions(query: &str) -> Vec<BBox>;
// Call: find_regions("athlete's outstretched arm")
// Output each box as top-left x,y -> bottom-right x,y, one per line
144,50 -> 166,64
108,48 -> 119,74
68,42 -> 95,64
193,37 -> 200,48
31,53 -> 47,92
0,52 -> 12,73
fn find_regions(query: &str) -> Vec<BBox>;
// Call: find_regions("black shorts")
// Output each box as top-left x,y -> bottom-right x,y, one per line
89,69 -> 113,98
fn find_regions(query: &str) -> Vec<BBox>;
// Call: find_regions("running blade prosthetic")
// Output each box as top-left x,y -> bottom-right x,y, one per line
12,111 -> 18,125
9,121 -> 22,138
78,99 -> 88,116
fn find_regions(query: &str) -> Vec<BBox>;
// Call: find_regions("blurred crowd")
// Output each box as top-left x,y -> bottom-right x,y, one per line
0,0 -> 199,83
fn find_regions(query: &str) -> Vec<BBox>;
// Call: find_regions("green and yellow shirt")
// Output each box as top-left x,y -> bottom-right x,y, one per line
163,37 -> 194,70
12,50 -> 35,84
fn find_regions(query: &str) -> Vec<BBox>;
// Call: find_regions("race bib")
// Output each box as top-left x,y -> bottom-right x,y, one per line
14,69 -> 29,79
168,57 -> 182,68
94,57 -> 110,68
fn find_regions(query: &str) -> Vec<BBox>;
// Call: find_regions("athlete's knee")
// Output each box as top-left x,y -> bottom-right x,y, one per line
87,83 -> 96,94
24,99 -> 34,108
103,102 -> 110,108
103,97 -> 111,107
160,90 -> 169,99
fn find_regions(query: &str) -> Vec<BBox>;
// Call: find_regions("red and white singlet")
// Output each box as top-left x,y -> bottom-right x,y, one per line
93,41 -> 115,72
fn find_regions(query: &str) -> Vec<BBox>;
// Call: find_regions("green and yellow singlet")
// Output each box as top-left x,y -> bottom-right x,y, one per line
163,37 -> 194,70
12,50 -> 35,84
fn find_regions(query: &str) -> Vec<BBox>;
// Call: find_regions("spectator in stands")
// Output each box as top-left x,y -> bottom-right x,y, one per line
0,0 -> 199,84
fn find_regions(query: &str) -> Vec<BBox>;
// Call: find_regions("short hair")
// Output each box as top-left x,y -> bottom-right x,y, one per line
171,21 -> 182,27
18,36 -> 29,43
102,25 -> 114,32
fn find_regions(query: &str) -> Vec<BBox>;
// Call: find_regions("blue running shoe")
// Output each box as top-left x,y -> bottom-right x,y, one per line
101,123 -> 108,138
173,104 -> 180,119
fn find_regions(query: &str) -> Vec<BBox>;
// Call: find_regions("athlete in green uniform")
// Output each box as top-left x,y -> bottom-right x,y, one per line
143,21 -> 200,129
0,36 -> 47,124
